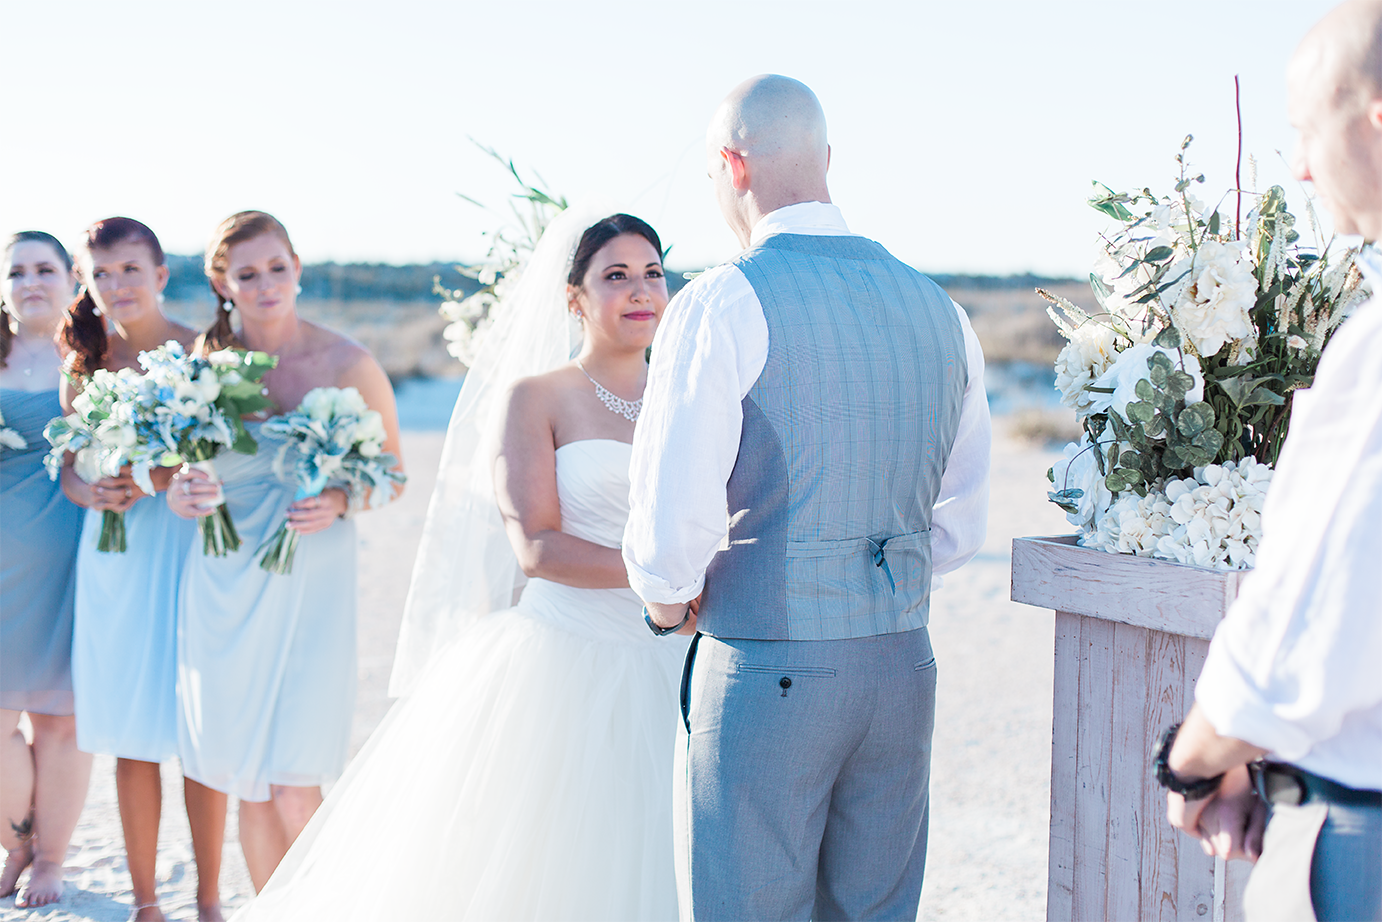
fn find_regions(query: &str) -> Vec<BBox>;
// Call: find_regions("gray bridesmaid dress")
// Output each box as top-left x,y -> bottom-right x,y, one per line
0,388 -> 84,715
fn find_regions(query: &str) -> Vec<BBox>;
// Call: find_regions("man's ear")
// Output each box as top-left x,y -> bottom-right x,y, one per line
1367,98 -> 1382,132
722,148 -> 749,191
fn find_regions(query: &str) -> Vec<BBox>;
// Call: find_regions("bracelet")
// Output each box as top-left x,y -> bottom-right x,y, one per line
1154,723 -> 1225,800
644,605 -> 691,637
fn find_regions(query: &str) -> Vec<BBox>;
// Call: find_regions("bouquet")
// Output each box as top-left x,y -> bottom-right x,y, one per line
0,407 -> 27,450
44,367 -> 145,551
129,342 -> 277,556
255,386 -> 404,574
1044,136 -> 1370,570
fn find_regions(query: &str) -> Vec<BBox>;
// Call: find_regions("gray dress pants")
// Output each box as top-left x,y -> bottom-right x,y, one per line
675,627 -> 937,921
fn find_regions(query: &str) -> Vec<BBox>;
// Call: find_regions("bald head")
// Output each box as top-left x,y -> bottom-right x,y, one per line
1291,0 -> 1382,107
706,75 -> 831,245
1288,0 -> 1382,239
710,75 -> 829,170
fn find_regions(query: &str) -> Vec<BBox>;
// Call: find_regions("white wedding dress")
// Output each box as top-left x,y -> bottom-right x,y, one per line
234,439 -> 687,921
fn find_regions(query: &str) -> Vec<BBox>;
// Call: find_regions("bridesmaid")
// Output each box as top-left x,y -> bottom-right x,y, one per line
58,218 -> 216,922
0,232 -> 91,908
166,211 -> 404,891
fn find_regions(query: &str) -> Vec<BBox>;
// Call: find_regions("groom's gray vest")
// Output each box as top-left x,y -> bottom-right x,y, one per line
697,233 -> 967,641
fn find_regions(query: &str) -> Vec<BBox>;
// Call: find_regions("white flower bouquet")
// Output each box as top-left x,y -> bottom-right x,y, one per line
1044,137 -> 1370,569
255,386 -> 404,575
124,342 -> 277,556
0,407 -> 27,451
44,367 -> 145,552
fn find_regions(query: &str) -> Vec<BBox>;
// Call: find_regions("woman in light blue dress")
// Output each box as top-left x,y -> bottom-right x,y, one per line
0,232 -> 90,909
57,218 -> 212,922
167,211 -> 404,895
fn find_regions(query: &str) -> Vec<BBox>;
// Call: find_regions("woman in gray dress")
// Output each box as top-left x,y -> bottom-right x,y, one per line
0,232 -> 92,908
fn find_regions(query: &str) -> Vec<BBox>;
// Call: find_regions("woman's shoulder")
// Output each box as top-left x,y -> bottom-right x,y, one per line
506,363 -> 582,406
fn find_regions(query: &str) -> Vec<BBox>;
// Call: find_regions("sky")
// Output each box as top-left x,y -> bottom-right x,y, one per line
5,0 -> 1338,277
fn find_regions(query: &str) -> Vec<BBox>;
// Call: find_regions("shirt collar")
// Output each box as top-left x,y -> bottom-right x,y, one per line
749,202 -> 852,246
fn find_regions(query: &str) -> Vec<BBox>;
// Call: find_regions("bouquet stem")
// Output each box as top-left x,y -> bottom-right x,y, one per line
97,510 -> 127,553
256,486 -> 314,575
255,522 -> 300,575
190,458 -> 241,556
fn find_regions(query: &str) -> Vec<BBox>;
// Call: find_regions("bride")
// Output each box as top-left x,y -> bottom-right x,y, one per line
232,208 -> 688,921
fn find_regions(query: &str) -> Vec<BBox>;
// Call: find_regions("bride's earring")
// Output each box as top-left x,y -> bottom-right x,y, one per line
575,310 -> 584,320
295,284 -> 303,295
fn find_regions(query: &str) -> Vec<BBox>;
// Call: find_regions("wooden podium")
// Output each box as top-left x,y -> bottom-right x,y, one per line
1011,535 -> 1252,922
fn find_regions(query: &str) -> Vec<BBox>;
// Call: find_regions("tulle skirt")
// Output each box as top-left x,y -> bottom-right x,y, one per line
234,584 -> 687,921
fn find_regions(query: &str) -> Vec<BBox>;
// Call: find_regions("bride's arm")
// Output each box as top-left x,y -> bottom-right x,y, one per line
491,377 -> 631,590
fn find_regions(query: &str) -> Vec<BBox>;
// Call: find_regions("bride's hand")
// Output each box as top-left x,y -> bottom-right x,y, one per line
286,488 -> 349,535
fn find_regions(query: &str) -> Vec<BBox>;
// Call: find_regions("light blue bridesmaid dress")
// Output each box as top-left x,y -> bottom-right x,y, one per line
0,388 -> 84,715
178,421 -> 357,802
71,456 -> 196,761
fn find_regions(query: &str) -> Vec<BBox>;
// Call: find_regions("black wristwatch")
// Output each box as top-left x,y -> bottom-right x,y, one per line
1154,723 -> 1225,800
644,605 -> 691,637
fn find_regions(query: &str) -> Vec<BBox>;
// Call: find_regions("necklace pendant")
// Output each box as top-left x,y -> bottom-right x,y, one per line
577,361 -> 643,422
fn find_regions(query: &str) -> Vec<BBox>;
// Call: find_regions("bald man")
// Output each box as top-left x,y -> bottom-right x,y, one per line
624,75 -> 991,920
1160,4 -> 1382,920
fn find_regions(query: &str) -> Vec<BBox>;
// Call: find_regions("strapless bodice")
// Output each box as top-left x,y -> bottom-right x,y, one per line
513,440 -> 662,647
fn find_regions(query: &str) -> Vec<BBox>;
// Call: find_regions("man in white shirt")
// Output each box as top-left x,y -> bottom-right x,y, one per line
624,75 -> 990,920
1162,4 -> 1382,920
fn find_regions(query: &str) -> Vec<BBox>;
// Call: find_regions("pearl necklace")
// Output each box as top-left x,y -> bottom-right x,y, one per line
577,361 -> 642,422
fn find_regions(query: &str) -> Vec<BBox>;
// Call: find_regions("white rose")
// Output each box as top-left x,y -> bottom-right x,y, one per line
333,387 -> 369,418
1086,343 -> 1205,422
1167,240 -> 1258,358
207,349 -> 241,368
1053,321 -> 1121,412
195,368 -> 222,403
301,388 -> 337,423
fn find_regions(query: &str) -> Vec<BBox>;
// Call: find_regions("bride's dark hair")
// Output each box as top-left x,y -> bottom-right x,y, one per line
567,214 -> 663,287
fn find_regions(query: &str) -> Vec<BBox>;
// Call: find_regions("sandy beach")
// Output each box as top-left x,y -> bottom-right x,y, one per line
1,422 -> 1071,922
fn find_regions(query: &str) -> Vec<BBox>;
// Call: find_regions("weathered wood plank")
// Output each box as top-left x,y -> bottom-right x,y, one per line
1178,638 -> 1216,921
1011,536 -> 1246,640
1048,611 -> 1080,922
1223,859 -> 1251,922
1143,630 -> 1186,921
1106,621 -> 1149,920
1072,615 -> 1116,920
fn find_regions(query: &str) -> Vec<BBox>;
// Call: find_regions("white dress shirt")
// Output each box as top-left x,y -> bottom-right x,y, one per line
1195,248 -> 1382,790
623,201 -> 992,608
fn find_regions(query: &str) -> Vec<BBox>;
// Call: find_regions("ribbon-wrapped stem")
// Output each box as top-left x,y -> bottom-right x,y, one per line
190,457 -> 240,556
255,484 -> 321,575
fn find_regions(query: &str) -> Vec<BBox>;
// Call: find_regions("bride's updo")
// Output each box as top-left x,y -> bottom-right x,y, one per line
567,214 -> 663,287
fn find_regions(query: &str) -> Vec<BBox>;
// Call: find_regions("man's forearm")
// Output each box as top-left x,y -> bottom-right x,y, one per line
1169,704 -> 1270,779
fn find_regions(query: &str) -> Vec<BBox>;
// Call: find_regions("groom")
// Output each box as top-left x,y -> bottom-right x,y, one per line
624,75 -> 991,920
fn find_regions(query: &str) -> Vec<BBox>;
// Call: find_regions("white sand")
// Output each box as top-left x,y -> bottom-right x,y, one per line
1,425 -> 1071,922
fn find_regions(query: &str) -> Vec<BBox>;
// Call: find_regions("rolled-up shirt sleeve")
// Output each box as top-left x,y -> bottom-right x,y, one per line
931,300 -> 992,578
1194,299 -> 1382,787
623,266 -> 762,605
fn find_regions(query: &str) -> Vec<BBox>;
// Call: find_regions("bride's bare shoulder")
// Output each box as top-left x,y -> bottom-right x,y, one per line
496,365 -> 584,440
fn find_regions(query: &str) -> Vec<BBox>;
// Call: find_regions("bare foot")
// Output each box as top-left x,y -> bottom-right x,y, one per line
132,903 -> 166,922
0,841 -> 33,898
198,901 -> 226,922
15,857 -> 63,907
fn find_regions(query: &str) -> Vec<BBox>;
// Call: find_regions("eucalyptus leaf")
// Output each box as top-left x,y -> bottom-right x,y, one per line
1154,327 -> 1183,349
1144,245 -> 1174,263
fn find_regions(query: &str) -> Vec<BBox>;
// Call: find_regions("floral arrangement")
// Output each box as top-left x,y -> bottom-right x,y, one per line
255,386 -> 404,574
1045,137 -> 1370,570
130,342 -> 277,556
44,367 -> 146,551
46,342 -> 277,555
435,142 -> 567,365
0,407 -> 26,451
